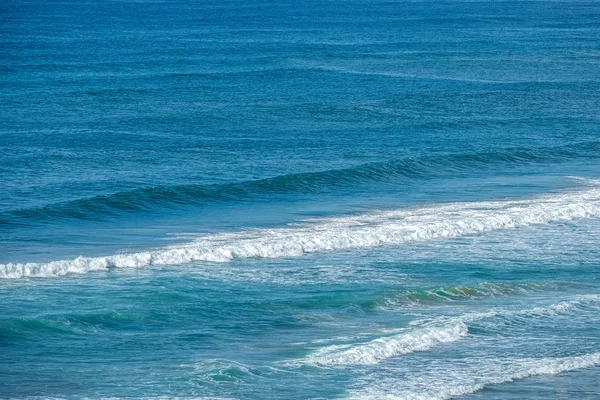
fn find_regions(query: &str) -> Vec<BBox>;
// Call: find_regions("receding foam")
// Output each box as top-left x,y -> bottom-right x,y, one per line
298,321 -> 468,367
295,295 -> 600,367
347,352 -> 600,400
3,184 -> 600,278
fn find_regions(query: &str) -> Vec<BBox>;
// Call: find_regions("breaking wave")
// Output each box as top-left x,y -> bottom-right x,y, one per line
347,352 -> 600,400
2,140 -> 599,225
298,321 -> 468,367
2,183 -> 600,278
296,295 -> 600,367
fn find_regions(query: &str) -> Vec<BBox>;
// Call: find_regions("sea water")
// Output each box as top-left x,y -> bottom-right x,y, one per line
1,0 -> 600,398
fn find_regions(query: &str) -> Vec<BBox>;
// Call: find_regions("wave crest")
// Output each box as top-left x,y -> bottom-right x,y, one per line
296,295 -> 600,367
299,321 -> 468,367
3,184 -> 600,278
3,140 -> 600,224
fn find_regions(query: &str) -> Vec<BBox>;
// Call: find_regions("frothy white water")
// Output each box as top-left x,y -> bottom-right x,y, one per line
296,295 -> 600,367
299,321 -> 468,366
3,184 -> 600,278
347,352 -> 600,400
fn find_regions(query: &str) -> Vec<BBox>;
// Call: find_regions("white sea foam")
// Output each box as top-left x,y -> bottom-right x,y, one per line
3,184 -> 600,278
299,321 -> 468,366
347,352 -> 600,400
296,295 -> 600,367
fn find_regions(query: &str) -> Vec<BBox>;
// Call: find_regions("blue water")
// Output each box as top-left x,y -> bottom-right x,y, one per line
2,0 -> 600,398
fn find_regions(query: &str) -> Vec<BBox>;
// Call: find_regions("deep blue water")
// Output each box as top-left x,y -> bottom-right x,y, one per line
2,0 -> 600,399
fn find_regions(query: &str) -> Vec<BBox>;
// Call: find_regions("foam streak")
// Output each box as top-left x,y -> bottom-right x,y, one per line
296,295 -> 600,367
3,185 -> 600,278
300,321 -> 468,367
348,352 -> 600,400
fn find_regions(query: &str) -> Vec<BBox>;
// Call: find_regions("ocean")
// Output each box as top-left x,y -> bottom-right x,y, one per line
1,0 -> 600,398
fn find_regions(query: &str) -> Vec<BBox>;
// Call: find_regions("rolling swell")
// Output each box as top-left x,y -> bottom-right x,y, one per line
378,281 -> 575,308
2,140 -> 600,226
2,183 -> 600,279
0,310 -> 145,338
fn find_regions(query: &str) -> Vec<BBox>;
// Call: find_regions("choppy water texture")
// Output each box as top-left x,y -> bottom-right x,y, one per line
1,0 -> 600,399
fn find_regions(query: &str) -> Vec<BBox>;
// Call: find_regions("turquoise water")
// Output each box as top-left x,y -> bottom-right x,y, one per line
2,0 -> 600,398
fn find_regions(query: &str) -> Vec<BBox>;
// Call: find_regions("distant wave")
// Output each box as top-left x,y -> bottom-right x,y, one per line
2,183 -> 600,278
2,140 -> 599,225
296,295 -> 600,367
296,64 -> 598,84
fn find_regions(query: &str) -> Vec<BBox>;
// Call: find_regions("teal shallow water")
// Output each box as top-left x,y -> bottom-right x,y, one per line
1,0 -> 600,398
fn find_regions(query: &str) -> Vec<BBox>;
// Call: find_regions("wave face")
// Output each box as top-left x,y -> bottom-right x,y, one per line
3,184 -> 600,278
378,281 -> 572,308
2,140 -> 599,225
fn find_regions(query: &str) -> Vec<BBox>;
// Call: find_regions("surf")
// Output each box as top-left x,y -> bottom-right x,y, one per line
347,352 -> 600,400
294,295 -> 600,367
2,182 -> 600,278
2,140 -> 599,226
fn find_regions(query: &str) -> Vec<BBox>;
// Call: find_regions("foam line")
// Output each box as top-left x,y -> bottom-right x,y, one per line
296,295 -> 600,367
347,352 -> 600,400
3,184 -> 600,278
300,321 -> 468,367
